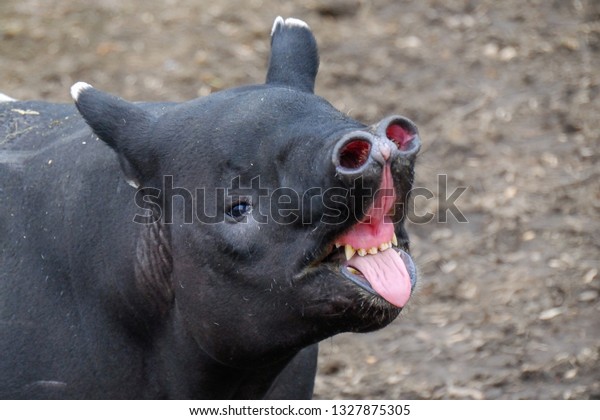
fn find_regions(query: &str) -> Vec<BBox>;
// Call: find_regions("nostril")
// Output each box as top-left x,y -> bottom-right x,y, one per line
338,138 -> 371,170
386,120 -> 415,151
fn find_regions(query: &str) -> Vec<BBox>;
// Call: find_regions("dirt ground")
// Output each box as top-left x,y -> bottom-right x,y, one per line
1,0 -> 598,399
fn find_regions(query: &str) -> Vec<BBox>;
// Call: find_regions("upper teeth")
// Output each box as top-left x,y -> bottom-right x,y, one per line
338,233 -> 398,261
344,244 -> 356,260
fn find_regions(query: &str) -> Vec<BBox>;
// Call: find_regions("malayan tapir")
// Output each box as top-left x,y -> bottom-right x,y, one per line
0,17 -> 420,399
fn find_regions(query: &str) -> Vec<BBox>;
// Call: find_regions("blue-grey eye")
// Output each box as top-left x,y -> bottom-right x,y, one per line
227,202 -> 252,220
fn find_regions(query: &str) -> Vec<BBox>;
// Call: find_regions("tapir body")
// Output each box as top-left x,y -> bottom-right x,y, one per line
0,18 -> 420,399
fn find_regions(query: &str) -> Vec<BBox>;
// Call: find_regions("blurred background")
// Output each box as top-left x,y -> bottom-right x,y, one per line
1,0 -> 598,399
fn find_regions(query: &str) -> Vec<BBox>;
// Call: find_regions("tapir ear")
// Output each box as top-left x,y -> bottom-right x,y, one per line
266,17 -> 319,93
71,82 -> 157,188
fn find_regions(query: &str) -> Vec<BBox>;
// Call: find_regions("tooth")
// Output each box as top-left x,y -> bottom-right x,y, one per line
344,244 -> 356,260
392,233 -> 398,247
379,242 -> 389,251
357,248 -> 367,257
368,247 -> 378,255
347,267 -> 360,275
335,242 -> 341,248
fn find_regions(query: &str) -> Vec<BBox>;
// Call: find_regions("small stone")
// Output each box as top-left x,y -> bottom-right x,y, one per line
395,36 -> 422,49
440,260 -> 457,274
522,231 -> 536,241
499,46 -> 517,61
578,290 -> 598,302
539,307 -> 564,320
483,43 -> 499,58
365,355 -> 378,365
563,368 -> 577,380
583,268 -> 597,284
504,186 -> 517,199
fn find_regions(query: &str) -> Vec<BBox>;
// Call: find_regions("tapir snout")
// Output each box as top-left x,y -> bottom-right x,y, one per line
333,115 -> 421,176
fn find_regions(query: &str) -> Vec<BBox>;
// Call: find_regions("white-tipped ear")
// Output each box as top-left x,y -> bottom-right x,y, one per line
284,17 -> 309,29
70,82 -> 93,102
266,16 -> 319,93
72,84 -> 157,186
271,16 -> 284,36
271,16 -> 310,37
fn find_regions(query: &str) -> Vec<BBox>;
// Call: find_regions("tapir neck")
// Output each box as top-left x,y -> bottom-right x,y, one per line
153,305 -> 292,399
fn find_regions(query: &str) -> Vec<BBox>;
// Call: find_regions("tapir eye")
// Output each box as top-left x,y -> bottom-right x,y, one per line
226,201 -> 253,221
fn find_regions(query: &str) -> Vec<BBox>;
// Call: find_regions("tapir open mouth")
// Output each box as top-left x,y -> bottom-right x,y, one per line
322,242 -> 417,308
319,164 -> 417,308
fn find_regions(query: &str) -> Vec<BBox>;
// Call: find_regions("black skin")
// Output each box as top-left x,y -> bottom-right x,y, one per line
0,18 -> 419,399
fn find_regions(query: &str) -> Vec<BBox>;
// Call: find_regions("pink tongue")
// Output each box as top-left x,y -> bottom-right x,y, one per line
347,248 -> 411,308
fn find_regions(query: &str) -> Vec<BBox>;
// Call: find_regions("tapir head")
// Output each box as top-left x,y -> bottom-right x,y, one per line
72,17 -> 420,366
